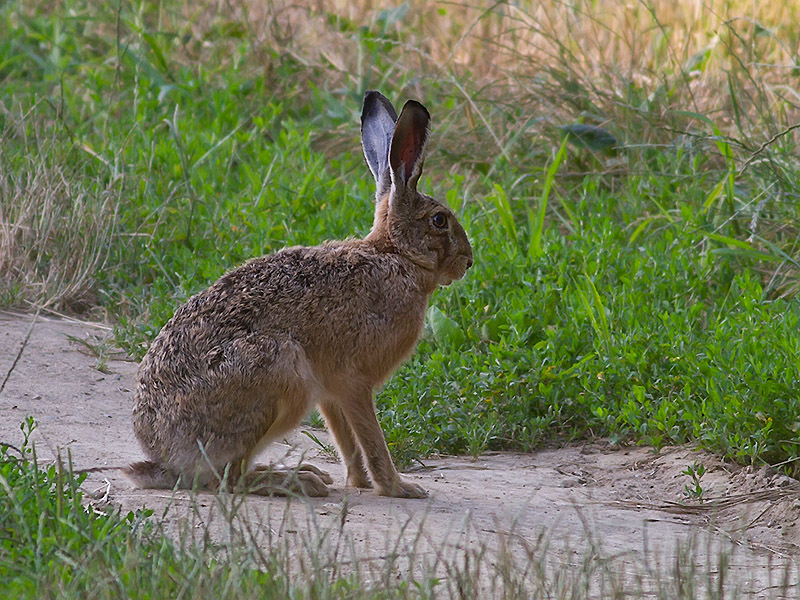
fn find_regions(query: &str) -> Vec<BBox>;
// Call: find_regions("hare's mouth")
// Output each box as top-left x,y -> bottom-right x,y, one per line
439,255 -> 472,286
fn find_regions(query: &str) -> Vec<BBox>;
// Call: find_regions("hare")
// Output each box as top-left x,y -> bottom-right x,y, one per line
126,91 -> 473,498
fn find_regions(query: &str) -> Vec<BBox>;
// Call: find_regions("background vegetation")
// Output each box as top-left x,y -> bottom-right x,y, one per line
2,0 -> 800,474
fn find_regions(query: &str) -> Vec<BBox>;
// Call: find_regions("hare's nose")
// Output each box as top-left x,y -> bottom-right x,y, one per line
466,256 -> 474,269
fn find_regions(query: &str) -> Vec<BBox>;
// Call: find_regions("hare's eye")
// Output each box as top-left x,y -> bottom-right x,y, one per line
431,213 -> 448,229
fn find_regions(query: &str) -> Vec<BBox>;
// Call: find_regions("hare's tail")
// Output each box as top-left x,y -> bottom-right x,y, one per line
124,460 -> 179,489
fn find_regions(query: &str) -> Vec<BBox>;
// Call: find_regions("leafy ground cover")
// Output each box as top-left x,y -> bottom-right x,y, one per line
2,0 -> 800,473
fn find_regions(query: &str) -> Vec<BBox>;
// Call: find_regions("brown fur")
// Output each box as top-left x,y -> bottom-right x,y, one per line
127,92 -> 473,498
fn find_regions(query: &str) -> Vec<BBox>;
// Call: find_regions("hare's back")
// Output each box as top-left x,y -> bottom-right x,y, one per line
139,243 -> 422,378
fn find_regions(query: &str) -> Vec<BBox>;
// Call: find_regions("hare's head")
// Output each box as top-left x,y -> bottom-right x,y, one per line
361,91 -> 473,286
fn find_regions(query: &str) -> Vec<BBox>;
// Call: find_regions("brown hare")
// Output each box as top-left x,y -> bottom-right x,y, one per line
126,91 -> 473,498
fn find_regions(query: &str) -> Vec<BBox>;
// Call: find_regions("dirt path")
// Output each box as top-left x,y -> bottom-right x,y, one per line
2,310 -> 799,594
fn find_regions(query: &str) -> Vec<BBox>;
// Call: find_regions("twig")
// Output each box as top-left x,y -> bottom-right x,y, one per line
602,487 -> 800,515
738,122 -> 800,175
73,465 -> 127,474
0,442 -> 23,457
20,300 -> 112,331
0,308 -> 40,396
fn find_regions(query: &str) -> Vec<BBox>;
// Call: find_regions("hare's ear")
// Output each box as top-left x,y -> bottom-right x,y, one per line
389,100 -> 430,195
361,91 -> 398,195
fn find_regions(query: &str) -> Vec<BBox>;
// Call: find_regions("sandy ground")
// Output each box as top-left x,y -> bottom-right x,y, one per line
2,309 -> 800,595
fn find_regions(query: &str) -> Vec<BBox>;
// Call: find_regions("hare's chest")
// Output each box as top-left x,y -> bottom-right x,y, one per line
364,302 -> 427,381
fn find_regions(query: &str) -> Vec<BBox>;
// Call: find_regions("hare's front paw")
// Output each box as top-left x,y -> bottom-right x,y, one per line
249,464 -> 331,497
377,477 -> 428,499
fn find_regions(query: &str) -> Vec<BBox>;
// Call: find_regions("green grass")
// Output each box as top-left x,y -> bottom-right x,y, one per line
2,0 -> 800,475
0,419 -> 280,597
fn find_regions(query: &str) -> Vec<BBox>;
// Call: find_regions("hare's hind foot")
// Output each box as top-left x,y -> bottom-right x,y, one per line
239,464 -> 331,497
124,460 -> 330,496
375,477 -> 428,499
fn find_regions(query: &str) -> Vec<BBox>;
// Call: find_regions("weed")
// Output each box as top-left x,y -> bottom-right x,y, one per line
682,461 -> 709,503
64,333 -> 122,374
302,429 -> 338,460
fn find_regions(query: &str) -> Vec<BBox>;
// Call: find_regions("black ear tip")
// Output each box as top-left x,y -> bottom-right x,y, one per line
399,100 -> 430,129
362,90 -> 398,123
398,100 -> 430,132
401,99 -> 430,119
361,91 -> 377,116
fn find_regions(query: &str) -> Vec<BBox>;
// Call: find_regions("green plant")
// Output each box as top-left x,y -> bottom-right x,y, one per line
0,418 -> 338,598
301,429 -> 338,460
682,461 -> 709,503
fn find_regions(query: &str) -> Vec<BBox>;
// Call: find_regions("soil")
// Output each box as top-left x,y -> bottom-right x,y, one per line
2,309 -> 799,594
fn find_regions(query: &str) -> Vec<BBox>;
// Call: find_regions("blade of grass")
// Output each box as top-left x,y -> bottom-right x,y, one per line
575,271 -> 611,357
698,230 -> 754,251
528,136 -> 567,260
488,182 -> 517,243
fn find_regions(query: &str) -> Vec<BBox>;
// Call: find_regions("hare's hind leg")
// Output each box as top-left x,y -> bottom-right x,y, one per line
337,385 -> 428,499
319,401 -> 371,489
124,460 -> 179,489
217,333 -> 331,496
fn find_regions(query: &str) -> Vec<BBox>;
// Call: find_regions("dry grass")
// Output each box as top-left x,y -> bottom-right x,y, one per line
166,0 -> 800,151
111,0 -> 799,215
12,0 -> 799,157
127,486 -> 800,599
0,113 -> 121,314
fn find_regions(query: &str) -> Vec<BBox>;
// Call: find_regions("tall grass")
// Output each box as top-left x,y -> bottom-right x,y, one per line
0,118 -> 120,312
4,0 -> 800,304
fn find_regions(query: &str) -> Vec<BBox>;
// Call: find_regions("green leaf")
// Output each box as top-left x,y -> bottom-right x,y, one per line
711,248 -> 784,263
702,176 -> 727,214
698,230 -> 754,250
142,32 -> 169,74
558,123 -> 617,151
629,215 -> 666,243
529,137 -> 568,260
488,183 -> 517,242
427,305 -> 466,348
